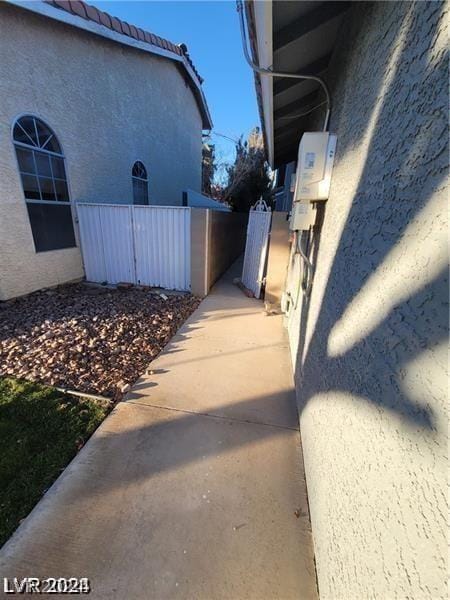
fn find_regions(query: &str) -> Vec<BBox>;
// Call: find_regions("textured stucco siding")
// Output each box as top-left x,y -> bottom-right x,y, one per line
287,2 -> 448,599
0,3 -> 203,300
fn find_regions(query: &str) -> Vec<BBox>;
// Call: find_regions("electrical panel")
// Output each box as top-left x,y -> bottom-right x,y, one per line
294,132 -> 337,202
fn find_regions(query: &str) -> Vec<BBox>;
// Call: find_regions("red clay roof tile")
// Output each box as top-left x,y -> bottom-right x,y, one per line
136,27 -> 146,42
52,0 -> 68,9
121,21 -> 131,36
68,0 -> 87,19
129,24 -> 139,39
97,9 -> 111,29
109,16 -> 123,35
83,2 -> 98,21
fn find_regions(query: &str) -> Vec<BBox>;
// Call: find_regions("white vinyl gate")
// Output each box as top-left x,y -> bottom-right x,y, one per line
241,199 -> 272,298
77,203 -> 191,291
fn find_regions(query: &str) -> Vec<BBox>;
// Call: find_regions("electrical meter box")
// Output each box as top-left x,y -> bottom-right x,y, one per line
293,132 -> 337,202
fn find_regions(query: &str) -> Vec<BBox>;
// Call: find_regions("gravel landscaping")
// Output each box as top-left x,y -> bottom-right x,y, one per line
0,284 -> 200,399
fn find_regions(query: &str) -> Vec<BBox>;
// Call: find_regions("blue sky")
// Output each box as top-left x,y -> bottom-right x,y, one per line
90,1 -> 260,164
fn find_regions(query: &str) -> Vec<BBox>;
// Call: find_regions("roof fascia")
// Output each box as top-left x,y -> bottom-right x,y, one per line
248,0 -> 274,166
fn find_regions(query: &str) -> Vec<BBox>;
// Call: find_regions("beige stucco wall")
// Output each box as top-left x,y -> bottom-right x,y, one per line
190,209 -> 247,296
285,2 -> 448,598
190,208 -> 209,297
0,3 -> 203,300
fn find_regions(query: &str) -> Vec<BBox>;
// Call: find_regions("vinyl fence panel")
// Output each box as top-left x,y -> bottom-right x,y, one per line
133,206 -> 190,290
76,204 -> 107,283
77,204 -> 135,285
77,203 -> 191,291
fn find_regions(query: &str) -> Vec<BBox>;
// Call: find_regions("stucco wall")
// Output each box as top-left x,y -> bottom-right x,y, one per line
286,2 -> 448,598
0,3 -> 203,300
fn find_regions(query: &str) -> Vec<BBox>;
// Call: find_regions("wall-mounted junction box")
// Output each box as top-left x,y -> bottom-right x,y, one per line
290,202 -> 317,231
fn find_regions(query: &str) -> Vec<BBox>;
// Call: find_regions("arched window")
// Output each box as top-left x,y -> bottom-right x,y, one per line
13,115 -> 75,252
132,161 -> 149,205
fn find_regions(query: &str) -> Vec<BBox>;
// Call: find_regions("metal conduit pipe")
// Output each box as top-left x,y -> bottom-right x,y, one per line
236,0 -> 331,132
296,230 -> 314,297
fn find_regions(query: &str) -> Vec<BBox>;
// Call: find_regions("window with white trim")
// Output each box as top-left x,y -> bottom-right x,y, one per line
132,161 -> 149,205
13,116 -> 76,252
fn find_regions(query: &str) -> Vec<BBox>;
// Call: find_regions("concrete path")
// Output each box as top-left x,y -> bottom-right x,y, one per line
0,262 -> 318,600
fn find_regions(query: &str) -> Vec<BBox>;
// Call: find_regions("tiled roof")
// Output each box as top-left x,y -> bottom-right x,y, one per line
45,0 -> 204,85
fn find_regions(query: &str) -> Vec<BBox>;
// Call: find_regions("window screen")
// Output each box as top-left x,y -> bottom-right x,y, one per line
13,116 -> 75,252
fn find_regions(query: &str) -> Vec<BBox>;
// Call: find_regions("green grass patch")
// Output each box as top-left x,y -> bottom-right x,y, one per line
0,377 -> 109,547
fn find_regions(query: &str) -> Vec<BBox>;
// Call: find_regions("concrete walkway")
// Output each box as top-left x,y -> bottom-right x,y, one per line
0,262 -> 318,600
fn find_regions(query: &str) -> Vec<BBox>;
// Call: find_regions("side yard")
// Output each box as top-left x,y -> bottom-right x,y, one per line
0,283 -> 201,546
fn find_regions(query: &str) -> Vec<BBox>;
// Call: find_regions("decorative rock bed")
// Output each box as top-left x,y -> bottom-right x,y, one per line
0,284 -> 200,399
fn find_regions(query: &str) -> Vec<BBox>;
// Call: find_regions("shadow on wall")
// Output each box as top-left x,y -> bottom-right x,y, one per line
293,0 -> 448,432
